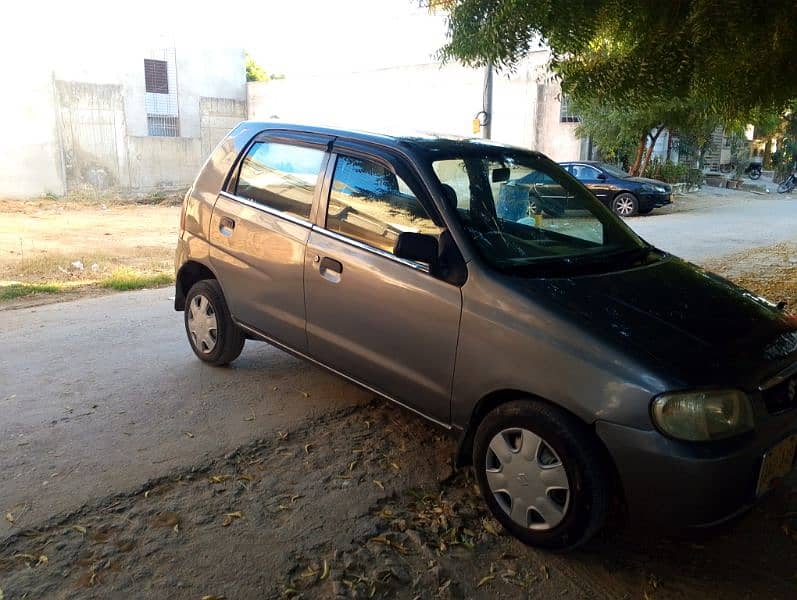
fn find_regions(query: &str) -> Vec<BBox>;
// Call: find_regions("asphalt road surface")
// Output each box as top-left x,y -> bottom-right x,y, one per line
2,189 -> 796,541
0,290 -> 370,537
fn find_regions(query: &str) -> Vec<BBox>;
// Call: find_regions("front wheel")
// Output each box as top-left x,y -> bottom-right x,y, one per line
777,176 -> 795,193
748,169 -> 761,180
611,193 -> 638,217
473,400 -> 611,550
184,279 -> 245,366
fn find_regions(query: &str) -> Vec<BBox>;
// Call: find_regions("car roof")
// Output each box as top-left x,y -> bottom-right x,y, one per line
559,161 -> 601,166
240,120 -> 543,158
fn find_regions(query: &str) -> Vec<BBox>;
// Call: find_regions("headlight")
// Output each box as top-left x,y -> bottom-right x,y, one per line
651,389 -> 754,441
641,183 -> 666,193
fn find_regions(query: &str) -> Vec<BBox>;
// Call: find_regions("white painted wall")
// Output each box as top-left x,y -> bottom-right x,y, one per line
0,34 -> 245,198
247,51 -> 583,161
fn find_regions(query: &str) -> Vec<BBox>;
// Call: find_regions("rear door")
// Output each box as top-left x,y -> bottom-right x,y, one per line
209,131 -> 331,352
570,163 -> 612,203
303,144 -> 462,424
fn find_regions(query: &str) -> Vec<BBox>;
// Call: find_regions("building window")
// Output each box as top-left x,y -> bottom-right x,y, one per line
147,115 -> 179,137
559,94 -> 580,123
144,59 -> 169,94
144,53 -> 179,137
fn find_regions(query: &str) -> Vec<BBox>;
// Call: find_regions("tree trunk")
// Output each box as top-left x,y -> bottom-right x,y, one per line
763,138 -> 772,169
629,134 -> 647,176
639,126 -> 664,176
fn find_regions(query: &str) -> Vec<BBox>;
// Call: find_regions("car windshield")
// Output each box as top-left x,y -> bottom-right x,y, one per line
597,163 -> 629,178
430,146 -> 646,274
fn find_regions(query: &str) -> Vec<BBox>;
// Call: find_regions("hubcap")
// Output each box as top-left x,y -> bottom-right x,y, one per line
485,428 -> 570,531
187,294 -> 218,354
615,196 -> 635,216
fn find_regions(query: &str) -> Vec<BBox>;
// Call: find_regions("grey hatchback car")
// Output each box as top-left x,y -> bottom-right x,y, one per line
175,122 -> 797,550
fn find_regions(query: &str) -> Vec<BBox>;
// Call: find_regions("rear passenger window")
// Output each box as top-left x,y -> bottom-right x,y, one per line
327,155 -> 443,254
236,142 -> 324,220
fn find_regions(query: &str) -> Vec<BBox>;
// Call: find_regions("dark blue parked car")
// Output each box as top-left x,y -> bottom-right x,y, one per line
560,161 -> 672,216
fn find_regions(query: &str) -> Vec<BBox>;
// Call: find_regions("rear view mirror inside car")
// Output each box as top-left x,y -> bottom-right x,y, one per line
491,167 -> 510,183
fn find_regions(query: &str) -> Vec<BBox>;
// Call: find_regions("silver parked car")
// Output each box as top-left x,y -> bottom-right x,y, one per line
175,122 -> 797,550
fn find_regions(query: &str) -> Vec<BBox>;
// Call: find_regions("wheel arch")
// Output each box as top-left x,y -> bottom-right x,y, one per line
455,388 -> 624,507
175,260 -> 218,311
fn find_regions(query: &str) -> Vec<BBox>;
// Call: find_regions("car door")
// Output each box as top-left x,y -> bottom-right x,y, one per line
208,132 -> 331,352
303,144 -> 462,424
570,164 -> 612,203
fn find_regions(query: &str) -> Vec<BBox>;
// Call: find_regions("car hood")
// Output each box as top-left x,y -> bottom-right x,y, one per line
624,176 -> 669,189
517,256 -> 797,389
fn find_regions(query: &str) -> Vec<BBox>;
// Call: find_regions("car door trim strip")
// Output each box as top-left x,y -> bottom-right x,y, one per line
218,190 -> 313,229
310,226 -> 431,274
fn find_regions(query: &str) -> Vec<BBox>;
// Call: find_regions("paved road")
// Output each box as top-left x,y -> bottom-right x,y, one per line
0,290 -> 370,537
628,190 -> 797,261
2,190 -> 796,539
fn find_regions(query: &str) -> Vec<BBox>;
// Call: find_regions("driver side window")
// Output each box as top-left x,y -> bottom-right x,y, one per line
326,155 -> 443,254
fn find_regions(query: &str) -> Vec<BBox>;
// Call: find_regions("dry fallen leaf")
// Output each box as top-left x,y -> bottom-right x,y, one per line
1,585 -> 5,600
173,523 -> 179,534
201,596 -> 226,600
319,559 -> 330,580
277,431 -> 289,441
301,391 -> 310,398
290,494 -> 302,503
222,511 -> 243,527
4,512 -> 13,524
72,525 -> 87,534
477,575 -> 495,588
482,518 -> 499,536
237,474 -> 253,482
304,444 -> 312,454
36,555 -> 48,566
373,480 -> 384,490
348,459 -> 358,471
184,431 -> 194,438
390,462 -> 400,471
209,475 -> 231,484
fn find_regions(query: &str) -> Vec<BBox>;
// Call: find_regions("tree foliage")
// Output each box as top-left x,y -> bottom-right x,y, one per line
440,0 -> 797,120
246,54 -> 269,82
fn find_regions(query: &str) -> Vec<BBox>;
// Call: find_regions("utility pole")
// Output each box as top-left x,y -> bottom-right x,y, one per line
483,63 -> 493,139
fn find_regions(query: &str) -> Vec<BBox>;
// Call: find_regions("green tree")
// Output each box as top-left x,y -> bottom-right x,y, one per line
439,0 -> 797,120
246,54 -> 269,82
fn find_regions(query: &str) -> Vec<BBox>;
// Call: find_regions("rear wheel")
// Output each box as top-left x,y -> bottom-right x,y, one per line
611,193 -> 638,217
184,279 -> 244,366
777,176 -> 795,193
473,400 -> 611,550
748,169 -> 761,180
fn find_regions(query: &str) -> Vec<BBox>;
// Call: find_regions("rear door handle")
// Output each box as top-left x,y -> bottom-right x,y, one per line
219,216 -> 235,237
319,257 -> 343,283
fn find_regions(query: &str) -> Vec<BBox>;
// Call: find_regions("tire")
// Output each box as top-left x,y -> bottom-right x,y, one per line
777,176 -> 795,193
748,169 -> 761,181
472,399 -> 611,551
184,279 -> 245,366
611,193 -> 638,217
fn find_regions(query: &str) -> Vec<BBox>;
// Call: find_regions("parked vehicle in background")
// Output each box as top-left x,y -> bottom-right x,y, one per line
745,162 -> 762,180
559,161 -> 672,217
778,166 -> 796,193
175,122 -> 797,550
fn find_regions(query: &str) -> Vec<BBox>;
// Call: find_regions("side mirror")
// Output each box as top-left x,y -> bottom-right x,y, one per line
394,232 -> 439,265
491,167 -> 511,183
596,172 -> 607,180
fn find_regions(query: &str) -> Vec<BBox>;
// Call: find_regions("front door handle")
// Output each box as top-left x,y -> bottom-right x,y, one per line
319,257 -> 343,283
219,216 -> 235,237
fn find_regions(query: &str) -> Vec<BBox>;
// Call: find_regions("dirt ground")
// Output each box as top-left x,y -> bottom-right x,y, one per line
1,400 -> 795,600
0,198 -> 179,302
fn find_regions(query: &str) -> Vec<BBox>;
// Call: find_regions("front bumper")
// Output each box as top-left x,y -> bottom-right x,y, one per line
596,412 -> 797,527
639,191 -> 672,210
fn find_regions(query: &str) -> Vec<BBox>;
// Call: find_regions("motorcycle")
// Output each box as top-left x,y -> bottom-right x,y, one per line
744,162 -> 762,180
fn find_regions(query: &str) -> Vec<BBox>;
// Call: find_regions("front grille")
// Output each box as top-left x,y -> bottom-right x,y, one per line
762,375 -> 797,414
